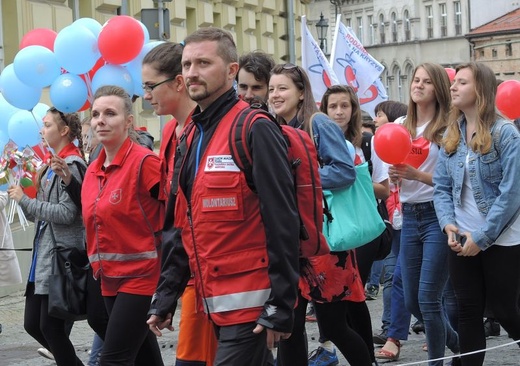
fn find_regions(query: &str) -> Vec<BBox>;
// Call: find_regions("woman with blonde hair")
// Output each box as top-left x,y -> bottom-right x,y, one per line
434,62 -> 520,365
386,62 -> 459,365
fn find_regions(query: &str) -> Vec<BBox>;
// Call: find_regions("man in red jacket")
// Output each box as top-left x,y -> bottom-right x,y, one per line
148,27 -> 300,366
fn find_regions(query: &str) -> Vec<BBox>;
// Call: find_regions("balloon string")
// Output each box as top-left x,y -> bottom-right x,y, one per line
29,110 -> 51,158
84,73 -> 94,104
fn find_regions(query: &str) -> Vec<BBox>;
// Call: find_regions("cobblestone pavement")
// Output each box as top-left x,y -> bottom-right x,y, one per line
1,290 -> 518,365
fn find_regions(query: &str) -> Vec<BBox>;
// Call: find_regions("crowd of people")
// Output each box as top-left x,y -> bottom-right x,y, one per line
3,26 -> 520,366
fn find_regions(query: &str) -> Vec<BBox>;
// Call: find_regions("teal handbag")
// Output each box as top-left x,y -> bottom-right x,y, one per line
323,162 -> 386,251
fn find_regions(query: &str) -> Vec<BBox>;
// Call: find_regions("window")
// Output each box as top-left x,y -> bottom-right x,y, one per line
404,10 -> 411,41
506,40 -> 512,56
492,48 -> 497,58
379,14 -> 385,44
440,4 -> 447,37
346,18 -> 351,28
357,16 -> 363,43
479,49 -> 485,59
391,12 -> 397,42
426,6 -> 433,39
454,1 -> 462,35
368,15 -> 375,45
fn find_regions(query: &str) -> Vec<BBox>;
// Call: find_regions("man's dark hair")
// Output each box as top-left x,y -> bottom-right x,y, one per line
238,51 -> 275,85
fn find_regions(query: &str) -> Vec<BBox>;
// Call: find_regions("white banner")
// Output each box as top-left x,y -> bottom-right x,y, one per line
301,15 -> 339,104
330,15 -> 384,96
359,78 -> 388,119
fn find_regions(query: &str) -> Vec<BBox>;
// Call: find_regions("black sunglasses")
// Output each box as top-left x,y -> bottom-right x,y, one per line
282,63 -> 304,81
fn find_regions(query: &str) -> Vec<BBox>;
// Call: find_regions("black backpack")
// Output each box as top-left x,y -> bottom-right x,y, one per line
361,133 -> 393,261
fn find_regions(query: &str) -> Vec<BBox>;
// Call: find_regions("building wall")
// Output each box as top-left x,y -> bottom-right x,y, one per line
471,34 -> 520,81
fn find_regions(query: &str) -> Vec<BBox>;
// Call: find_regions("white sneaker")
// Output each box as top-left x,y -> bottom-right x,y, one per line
37,348 -> 55,360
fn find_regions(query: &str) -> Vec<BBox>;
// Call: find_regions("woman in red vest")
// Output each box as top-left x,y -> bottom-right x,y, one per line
82,85 -> 164,365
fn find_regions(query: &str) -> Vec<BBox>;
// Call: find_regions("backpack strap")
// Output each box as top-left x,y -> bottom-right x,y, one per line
228,107 -> 277,192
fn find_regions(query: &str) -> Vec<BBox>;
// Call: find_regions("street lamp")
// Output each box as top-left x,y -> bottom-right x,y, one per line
316,13 -> 329,52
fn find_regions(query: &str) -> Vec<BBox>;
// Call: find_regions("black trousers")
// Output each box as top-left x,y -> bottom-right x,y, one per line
213,321 -> 274,366
99,292 -> 164,366
24,283 -> 83,366
449,244 -> 520,366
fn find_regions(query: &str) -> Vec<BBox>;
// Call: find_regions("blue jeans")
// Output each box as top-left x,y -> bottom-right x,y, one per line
88,333 -> 104,366
386,230 -> 412,340
400,201 -> 458,366
380,229 -> 400,330
367,259 -> 383,288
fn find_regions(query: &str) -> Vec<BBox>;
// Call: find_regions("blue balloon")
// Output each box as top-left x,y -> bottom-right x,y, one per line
92,64 -> 134,96
138,20 -> 150,45
8,110 -> 42,148
0,64 -> 42,110
50,74 -> 88,113
124,41 -> 165,96
0,93 -> 21,132
0,130 -> 9,149
54,25 -> 100,75
73,18 -> 102,38
32,102 -> 50,120
13,45 -> 61,88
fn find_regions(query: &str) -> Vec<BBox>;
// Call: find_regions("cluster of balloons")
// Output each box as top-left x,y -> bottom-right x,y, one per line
0,16 -> 164,149
374,123 -> 412,165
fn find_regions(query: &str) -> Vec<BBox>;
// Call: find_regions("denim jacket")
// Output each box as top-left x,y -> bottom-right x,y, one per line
310,113 -> 356,190
433,117 -> 520,250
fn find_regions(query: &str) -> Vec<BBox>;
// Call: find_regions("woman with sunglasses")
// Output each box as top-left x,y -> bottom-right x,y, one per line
269,64 -> 372,366
8,108 -> 87,366
142,42 -> 218,366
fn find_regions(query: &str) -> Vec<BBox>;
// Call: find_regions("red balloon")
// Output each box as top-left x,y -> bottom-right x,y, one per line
98,16 -> 144,64
444,68 -> 456,83
374,123 -> 412,164
496,80 -> 520,119
20,28 -> 57,51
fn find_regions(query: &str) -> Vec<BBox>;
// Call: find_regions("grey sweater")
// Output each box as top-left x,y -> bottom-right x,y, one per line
19,155 -> 87,294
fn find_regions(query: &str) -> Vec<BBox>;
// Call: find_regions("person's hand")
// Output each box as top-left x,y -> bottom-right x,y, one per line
388,165 -> 401,184
457,232 -> 481,257
7,185 -> 24,203
50,156 -> 71,185
393,163 -> 419,181
147,314 -> 174,337
444,224 -> 462,252
252,324 -> 291,350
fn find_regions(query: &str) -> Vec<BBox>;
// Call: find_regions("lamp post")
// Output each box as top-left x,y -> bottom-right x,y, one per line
316,13 -> 329,53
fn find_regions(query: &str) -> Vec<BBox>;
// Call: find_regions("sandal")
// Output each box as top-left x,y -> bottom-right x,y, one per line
375,338 -> 401,361
422,343 -> 428,352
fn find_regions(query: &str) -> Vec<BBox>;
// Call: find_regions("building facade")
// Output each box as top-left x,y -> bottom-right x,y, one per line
308,0 -> 519,103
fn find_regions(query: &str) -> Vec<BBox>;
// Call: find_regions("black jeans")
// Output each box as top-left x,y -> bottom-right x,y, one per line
449,244 -> 520,365
24,283 -> 83,366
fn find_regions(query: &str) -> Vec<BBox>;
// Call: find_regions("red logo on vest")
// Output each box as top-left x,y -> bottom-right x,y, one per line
109,189 -> 122,204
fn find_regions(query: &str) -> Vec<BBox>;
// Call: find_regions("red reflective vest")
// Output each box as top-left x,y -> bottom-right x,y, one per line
175,102 -> 271,326
83,138 -> 164,282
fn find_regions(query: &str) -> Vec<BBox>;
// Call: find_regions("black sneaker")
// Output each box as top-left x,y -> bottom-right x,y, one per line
411,320 -> 425,334
373,329 -> 388,345
484,318 -> 500,337
365,285 -> 379,300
